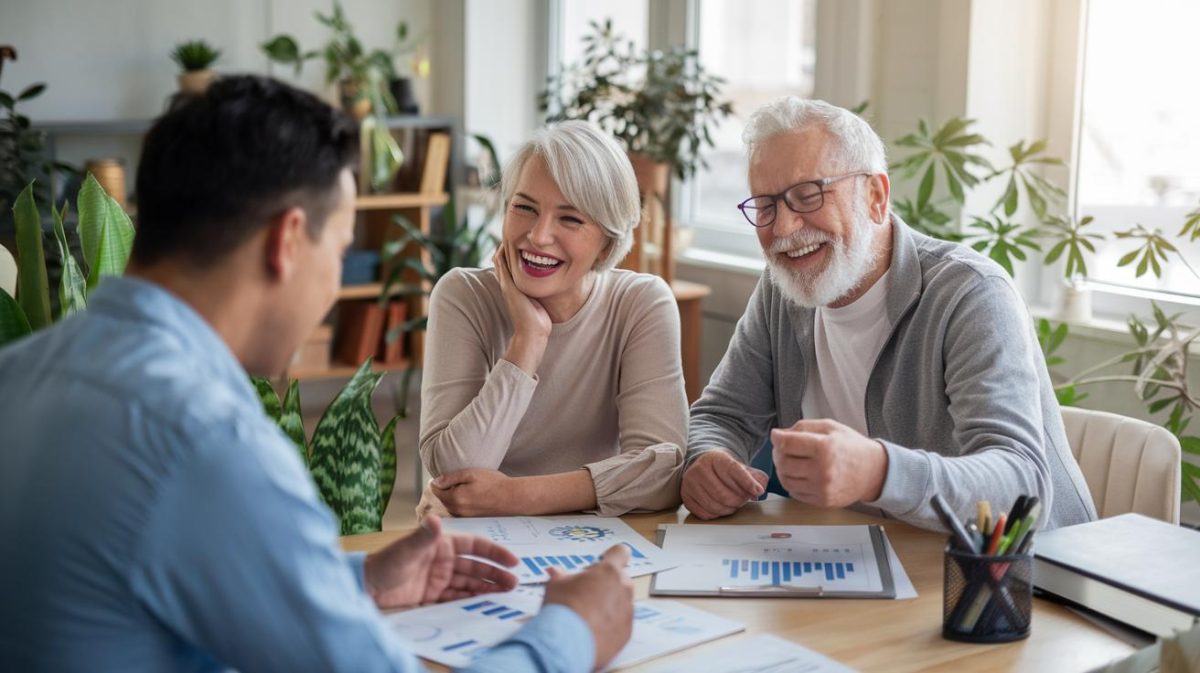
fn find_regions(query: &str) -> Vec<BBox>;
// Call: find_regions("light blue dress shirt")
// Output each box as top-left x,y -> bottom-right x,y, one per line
0,276 -> 594,673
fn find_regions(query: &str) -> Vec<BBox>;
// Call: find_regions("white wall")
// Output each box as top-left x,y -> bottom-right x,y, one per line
1,0 -> 433,120
463,0 -> 544,166
0,0 -> 438,178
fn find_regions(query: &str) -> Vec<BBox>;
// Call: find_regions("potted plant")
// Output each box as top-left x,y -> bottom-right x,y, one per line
252,361 -> 399,535
170,40 -> 221,96
539,19 -> 733,282
0,175 -> 134,346
1,47 -> 80,247
881,111 -> 1200,503
539,19 -> 734,182
260,1 -> 405,192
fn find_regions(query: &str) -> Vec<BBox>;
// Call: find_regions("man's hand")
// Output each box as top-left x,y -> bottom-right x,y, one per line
543,545 -> 634,671
431,468 -> 525,517
363,515 -> 519,610
771,419 -> 889,508
680,450 -> 768,520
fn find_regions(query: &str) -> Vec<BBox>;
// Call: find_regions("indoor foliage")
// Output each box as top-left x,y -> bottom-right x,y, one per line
884,112 -> 1200,502
252,360 -> 399,535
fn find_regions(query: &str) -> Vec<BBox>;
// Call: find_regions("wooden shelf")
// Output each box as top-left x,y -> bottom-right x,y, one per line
336,283 -> 422,301
289,358 -> 411,381
671,279 -> 713,302
355,192 -> 448,210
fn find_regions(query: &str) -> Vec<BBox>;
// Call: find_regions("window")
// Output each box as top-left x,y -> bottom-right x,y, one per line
685,0 -> 817,257
1074,0 -> 1200,301
556,0 -> 648,72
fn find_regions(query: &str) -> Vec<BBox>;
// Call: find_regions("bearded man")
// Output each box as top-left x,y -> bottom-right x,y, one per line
680,97 -> 1096,532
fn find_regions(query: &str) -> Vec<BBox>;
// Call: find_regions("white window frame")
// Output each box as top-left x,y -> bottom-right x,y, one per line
1036,0 -> 1200,327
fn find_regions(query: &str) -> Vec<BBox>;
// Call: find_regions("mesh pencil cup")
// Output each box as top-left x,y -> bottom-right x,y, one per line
942,543 -> 1033,643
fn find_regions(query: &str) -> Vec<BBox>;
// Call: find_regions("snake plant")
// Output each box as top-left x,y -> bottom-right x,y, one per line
252,360 -> 399,535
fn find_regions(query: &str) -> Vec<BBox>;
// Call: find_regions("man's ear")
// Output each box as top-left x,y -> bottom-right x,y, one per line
264,206 -> 308,282
869,173 -> 891,224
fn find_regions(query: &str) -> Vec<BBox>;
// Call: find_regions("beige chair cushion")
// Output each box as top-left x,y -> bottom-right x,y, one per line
1061,406 -> 1181,523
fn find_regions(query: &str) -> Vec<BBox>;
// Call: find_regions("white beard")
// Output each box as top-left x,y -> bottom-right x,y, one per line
764,200 -> 880,308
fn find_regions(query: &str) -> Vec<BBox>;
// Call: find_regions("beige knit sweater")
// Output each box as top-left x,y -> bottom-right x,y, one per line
418,266 -> 688,515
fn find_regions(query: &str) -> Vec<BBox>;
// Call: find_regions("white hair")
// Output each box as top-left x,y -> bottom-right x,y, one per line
742,97 -> 887,174
499,121 -> 640,271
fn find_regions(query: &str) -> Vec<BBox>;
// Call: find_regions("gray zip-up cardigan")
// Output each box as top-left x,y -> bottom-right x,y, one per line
688,216 -> 1097,531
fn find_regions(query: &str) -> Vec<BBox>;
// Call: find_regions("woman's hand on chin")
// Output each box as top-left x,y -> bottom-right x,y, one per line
493,246 -> 551,375
430,468 -> 525,517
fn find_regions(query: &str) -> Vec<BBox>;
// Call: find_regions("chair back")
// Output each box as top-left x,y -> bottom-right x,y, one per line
1061,406 -> 1181,523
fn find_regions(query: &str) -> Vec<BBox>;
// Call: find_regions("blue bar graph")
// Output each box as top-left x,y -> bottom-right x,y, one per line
722,558 -> 858,585
443,639 -> 477,652
517,553 -> 604,577
461,601 -> 524,621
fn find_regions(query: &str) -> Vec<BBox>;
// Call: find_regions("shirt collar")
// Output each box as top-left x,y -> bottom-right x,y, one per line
87,275 -> 256,404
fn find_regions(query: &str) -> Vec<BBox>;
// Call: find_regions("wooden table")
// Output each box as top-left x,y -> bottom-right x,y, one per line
343,498 -> 1136,672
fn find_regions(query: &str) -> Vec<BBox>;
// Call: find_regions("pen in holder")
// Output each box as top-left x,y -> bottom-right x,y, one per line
942,543 -> 1033,643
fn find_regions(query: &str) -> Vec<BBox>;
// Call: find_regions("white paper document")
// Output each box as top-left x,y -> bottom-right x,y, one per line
651,524 -> 902,598
386,586 -> 744,670
638,633 -> 859,673
442,515 -> 677,583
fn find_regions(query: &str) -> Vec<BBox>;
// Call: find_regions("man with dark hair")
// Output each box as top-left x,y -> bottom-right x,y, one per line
0,75 -> 633,672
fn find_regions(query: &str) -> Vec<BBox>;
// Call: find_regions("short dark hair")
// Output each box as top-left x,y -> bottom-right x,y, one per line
132,75 -> 360,266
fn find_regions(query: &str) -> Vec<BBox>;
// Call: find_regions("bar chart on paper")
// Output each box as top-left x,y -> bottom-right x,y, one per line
389,585 -> 745,671
386,586 -> 545,667
722,558 -> 857,585
442,516 -> 675,583
651,524 -> 896,597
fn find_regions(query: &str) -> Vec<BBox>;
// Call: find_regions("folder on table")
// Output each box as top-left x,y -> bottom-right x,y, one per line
650,524 -> 896,599
1034,513 -> 1200,637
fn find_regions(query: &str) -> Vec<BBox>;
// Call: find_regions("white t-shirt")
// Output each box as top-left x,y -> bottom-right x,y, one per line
800,271 -> 893,436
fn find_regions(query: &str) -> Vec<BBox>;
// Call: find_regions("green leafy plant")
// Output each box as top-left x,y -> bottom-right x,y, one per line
260,1 -> 406,192
1037,309 -> 1199,501
1040,214 -> 1103,280
966,214 -> 1041,276
885,110 -> 1200,504
170,40 -> 221,72
1,49 -> 79,229
252,360 -> 399,535
0,175 -> 133,346
538,19 -> 734,180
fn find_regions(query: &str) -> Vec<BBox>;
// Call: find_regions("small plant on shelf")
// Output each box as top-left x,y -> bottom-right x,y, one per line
260,1 -> 405,192
170,39 -> 221,96
170,40 -> 221,72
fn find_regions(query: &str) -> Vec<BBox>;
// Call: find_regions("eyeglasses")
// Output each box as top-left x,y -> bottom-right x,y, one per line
736,172 -> 871,228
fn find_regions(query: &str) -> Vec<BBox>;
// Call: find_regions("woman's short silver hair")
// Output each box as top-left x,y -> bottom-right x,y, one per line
499,120 -> 640,271
742,97 -> 887,175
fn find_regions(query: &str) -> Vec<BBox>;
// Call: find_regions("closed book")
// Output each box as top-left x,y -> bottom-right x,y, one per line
1034,513 -> 1200,637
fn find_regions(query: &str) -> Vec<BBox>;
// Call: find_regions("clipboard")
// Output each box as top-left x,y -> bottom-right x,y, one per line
650,524 -> 897,599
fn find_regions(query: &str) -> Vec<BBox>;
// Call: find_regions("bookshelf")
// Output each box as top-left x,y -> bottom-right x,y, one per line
36,115 -> 459,382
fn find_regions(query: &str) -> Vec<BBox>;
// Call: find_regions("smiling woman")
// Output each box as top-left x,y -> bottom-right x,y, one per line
416,121 -> 689,518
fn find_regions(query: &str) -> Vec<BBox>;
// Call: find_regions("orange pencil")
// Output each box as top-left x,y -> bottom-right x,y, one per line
985,513 -> 1006,555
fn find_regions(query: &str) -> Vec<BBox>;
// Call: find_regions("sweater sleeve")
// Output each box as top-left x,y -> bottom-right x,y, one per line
419,270 -> 538,477
864,274 -> 1055,531
584,277 -> 688,515
686,273 -> 779,467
